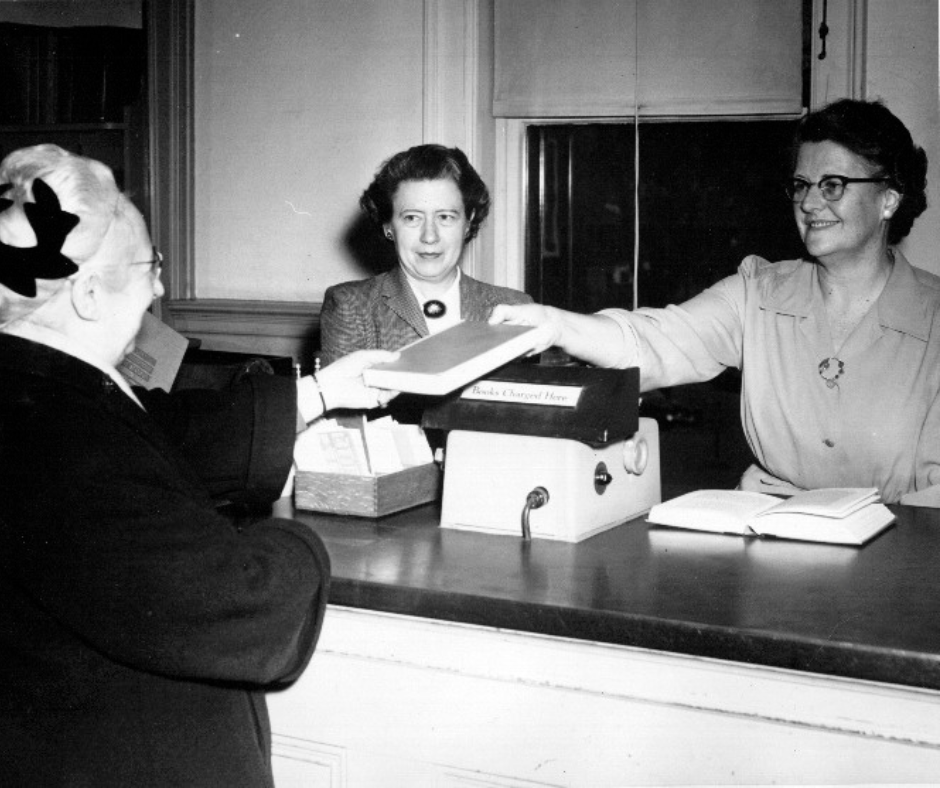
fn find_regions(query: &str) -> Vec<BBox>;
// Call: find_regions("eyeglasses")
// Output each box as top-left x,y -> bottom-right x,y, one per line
134,247 -> 163,278
785,175 -> 889,203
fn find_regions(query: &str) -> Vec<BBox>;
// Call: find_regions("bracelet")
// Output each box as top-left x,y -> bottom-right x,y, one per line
312,372 -> 328,414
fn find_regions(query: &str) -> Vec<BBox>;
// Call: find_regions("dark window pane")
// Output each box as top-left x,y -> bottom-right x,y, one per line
526,121 -> 805,313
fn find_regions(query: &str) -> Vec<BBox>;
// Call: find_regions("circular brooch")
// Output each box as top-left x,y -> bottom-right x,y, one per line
423,300 -> 446,319
818,357 -> 845,389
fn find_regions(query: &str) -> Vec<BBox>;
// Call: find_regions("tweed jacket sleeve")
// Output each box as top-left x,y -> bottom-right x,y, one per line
319,270 -> 425,366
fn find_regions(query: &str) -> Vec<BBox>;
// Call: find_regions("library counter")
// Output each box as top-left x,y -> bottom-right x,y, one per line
262,499 -> 940,786
270,498 -> 940,690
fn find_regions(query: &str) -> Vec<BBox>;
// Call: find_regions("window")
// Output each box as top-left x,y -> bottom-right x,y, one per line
525,119 -> 809,496
525,120 -> 805,314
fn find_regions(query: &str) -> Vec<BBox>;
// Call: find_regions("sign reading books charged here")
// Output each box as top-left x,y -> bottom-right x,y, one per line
461,382 -> 583,408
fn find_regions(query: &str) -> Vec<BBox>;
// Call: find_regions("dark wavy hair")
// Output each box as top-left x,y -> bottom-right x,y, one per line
359,144 -> 490,242
792,98 -> 928,245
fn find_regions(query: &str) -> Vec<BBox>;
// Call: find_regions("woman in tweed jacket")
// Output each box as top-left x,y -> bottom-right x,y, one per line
319,144 -> 532,367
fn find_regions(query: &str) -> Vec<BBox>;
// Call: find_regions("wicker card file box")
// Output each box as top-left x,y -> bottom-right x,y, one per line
294,463 -> 442,518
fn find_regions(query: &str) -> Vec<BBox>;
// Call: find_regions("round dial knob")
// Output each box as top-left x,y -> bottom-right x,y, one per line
622,436 -> 649,475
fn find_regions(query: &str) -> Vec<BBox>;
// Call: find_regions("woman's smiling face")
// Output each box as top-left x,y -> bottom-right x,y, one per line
386,178 -> 469,287
792,140 -> 899,265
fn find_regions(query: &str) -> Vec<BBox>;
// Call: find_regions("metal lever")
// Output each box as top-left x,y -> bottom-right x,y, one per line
521,486 -> 550,541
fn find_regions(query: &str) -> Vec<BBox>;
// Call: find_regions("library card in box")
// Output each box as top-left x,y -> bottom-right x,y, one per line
294,463 -> 442,518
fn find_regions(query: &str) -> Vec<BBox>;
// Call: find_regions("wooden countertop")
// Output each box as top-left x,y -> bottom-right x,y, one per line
268,498 -> 940,691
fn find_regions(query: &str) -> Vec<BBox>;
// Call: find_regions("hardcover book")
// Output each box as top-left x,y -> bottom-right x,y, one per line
646,487 -> 895,546
362,321 -> 541,396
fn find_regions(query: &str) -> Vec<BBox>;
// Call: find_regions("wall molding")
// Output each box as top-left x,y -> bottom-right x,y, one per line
493,118 -> 527,293
422,0 -> 486,280
148,0 -> 195,305
167,299 -> 318,336
267,605 -> 940,784
271,734 -> 346,788
311,605 -> 940,749
165,299 -> 320,360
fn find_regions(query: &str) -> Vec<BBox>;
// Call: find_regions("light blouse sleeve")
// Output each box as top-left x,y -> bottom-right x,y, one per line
599,259 -> 752,391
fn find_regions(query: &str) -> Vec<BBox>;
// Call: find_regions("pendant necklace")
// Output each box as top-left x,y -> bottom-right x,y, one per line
816,253 -> 891,392
818,357 -> 844,389
423,299 -> 446,319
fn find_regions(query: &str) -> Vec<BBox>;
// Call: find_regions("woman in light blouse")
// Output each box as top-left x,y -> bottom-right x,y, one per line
492,99 -> 937,505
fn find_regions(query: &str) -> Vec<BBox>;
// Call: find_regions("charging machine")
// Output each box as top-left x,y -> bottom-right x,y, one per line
423,365 -> 661,543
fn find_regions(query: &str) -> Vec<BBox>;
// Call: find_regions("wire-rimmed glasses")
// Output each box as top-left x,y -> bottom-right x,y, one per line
133,246 -> 163,279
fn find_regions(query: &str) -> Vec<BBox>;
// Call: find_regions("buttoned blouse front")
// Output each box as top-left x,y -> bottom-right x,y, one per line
600,252 -> 940,502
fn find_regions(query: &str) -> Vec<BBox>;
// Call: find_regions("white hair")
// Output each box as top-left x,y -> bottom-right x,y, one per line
0,144 -> 141,327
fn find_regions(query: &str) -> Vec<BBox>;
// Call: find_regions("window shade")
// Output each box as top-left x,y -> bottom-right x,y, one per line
494,0 -> 803,117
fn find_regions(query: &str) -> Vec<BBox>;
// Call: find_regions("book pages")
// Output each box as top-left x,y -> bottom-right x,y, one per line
647,488 -> 895,546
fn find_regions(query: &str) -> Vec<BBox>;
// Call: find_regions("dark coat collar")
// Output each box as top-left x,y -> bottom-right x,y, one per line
0,333 -> 161,438
0,333 -> 113,392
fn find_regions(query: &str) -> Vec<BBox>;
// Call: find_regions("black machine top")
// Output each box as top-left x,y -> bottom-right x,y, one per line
421,363 -> 640,447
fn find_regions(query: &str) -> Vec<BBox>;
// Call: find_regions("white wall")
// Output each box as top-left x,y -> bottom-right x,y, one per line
866,0 -> 939,275
194,1 -> 425,301
191,0 -> 939,302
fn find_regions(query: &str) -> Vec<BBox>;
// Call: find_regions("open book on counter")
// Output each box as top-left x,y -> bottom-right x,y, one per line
646,487 -> 895,546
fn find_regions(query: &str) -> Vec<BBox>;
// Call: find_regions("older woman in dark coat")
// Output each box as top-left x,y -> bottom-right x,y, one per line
0,144 -> 396,786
